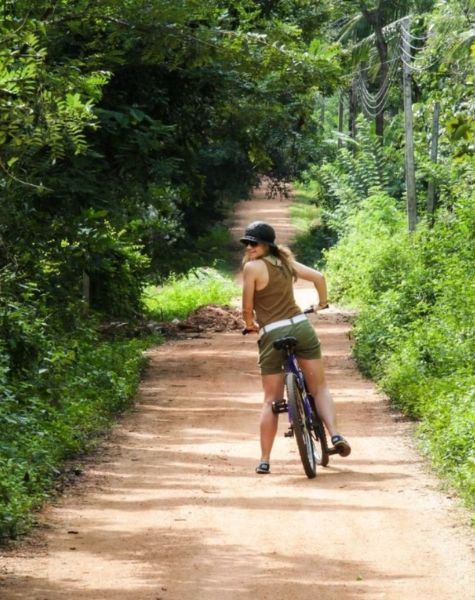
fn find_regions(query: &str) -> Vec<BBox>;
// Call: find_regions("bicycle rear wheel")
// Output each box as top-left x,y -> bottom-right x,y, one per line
286,373 -> 316,479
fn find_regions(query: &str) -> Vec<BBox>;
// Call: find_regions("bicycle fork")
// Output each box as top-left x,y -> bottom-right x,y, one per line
272,396 -> 319,440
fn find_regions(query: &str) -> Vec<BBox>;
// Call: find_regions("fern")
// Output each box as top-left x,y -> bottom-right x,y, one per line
315,116 -> 391,236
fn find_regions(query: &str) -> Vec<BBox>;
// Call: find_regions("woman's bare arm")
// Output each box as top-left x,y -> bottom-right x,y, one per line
293,261 -> 329,308
242,262 -> 260,331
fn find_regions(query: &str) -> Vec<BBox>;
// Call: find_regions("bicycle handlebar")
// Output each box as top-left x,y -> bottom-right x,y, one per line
242,304 -> 328,335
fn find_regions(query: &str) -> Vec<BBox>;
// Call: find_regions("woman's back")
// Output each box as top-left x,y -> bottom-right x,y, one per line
253,256 -> 301,327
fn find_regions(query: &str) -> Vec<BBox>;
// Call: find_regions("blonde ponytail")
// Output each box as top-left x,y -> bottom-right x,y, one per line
241,242 -> 298,282
271,244 -> 298,281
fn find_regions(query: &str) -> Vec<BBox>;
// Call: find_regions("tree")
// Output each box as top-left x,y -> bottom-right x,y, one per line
334,0 -> 435,138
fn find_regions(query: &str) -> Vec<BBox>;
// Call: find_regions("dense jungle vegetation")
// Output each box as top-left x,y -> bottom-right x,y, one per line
0,0 -> 473,538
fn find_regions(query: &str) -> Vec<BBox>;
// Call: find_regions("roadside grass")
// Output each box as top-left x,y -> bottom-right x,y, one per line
143,266 -> 239,321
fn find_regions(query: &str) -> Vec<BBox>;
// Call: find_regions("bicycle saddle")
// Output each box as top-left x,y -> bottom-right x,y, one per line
273,336 -> 298,351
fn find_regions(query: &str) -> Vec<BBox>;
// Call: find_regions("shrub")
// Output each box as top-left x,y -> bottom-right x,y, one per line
324,194 -> 475,510
0,282 -> 158,540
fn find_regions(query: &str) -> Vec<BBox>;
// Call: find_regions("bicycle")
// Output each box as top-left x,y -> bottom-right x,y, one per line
244,307 -> 341,479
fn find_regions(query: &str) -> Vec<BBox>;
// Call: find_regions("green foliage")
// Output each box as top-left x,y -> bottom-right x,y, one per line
324,192 -> 406,305
324,195 -> 475,510
294,0 -> 475,515
0,1 -> 345,542
413,0 -> 475,162
305,117 -> 397,238
0,21 -> 101,166
143,268 -> 239,321
0,259 -> 164,541
0,321 -> 157,540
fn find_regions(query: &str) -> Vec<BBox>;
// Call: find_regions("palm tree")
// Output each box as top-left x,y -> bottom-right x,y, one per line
336,0 -> 435,138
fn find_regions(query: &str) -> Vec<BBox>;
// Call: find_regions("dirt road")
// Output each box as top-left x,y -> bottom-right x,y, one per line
1,191 -> 474,599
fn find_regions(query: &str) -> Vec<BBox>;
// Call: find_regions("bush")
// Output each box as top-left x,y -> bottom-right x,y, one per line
0,273 -> 159,540
324,192 -> 407,306
324,194 -> 475,510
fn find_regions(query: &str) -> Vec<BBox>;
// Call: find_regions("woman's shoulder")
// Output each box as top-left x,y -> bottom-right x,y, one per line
243,258 -> 268,274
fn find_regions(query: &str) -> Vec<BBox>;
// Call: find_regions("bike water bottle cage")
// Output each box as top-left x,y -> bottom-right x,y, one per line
273,336 -> 298,352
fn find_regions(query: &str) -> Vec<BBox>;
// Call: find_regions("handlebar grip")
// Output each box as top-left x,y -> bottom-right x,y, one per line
304,304 -> 329,314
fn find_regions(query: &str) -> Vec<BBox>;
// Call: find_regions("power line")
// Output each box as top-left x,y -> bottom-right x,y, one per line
405,37 -> 428,51
356,74 -> 395,116
400,24 -> 428,42
349,55 -> 399,78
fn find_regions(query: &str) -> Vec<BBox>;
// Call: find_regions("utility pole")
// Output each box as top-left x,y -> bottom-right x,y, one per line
402,17 -> 417,232
426,101 -> 440,223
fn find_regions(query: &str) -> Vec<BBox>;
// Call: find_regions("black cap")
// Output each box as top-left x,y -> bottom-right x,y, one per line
240,221 -> 277,248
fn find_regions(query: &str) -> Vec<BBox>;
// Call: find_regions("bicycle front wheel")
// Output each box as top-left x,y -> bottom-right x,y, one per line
286,373 -> 316,479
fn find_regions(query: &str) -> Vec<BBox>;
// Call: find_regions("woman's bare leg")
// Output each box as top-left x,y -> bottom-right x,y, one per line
259,373 -> 285,462
298,357 -> 339,437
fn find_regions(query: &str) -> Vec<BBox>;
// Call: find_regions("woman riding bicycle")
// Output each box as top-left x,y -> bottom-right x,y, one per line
240,220 -> 351,474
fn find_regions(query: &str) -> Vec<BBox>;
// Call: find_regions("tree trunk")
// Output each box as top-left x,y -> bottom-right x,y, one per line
349,80 -> 357,143
338,94 -> 344,148
427,101 -> 440,223
374,44 -> 388,138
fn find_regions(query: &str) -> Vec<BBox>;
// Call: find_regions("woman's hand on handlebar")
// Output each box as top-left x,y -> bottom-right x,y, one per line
242,321 -> 259,335
304,302 -> 329,314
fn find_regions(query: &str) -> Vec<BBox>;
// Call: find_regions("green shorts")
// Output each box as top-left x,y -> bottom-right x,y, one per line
257,319 -> 322,375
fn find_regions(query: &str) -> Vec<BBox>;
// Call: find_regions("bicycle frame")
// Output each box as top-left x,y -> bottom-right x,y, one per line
283,350 -> 315,430
277,343 -> 338,463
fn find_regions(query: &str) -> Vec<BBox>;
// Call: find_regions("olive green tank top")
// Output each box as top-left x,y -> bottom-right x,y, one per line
254,256 -> 301,327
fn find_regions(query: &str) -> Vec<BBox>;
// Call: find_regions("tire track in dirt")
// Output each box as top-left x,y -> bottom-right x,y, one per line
1,188 -> 474,600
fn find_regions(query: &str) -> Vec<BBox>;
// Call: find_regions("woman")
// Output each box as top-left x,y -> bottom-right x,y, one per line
240,220 -> 351,474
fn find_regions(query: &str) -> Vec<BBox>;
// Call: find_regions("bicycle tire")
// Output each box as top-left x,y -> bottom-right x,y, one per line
308,395 -> 330,467
312,415 -> 330,467
286,373 -> 316,479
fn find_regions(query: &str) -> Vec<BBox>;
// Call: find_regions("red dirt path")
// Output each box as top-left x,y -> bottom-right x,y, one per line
0,188 -> 474,599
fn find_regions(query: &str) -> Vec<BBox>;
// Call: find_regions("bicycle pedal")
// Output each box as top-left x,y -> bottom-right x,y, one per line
284,426 -> 294,438
272,399 -> 288,414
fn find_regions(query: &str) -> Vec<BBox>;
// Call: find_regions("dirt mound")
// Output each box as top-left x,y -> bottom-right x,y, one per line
159,304 -> 243,337
98,305 -> 243,339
